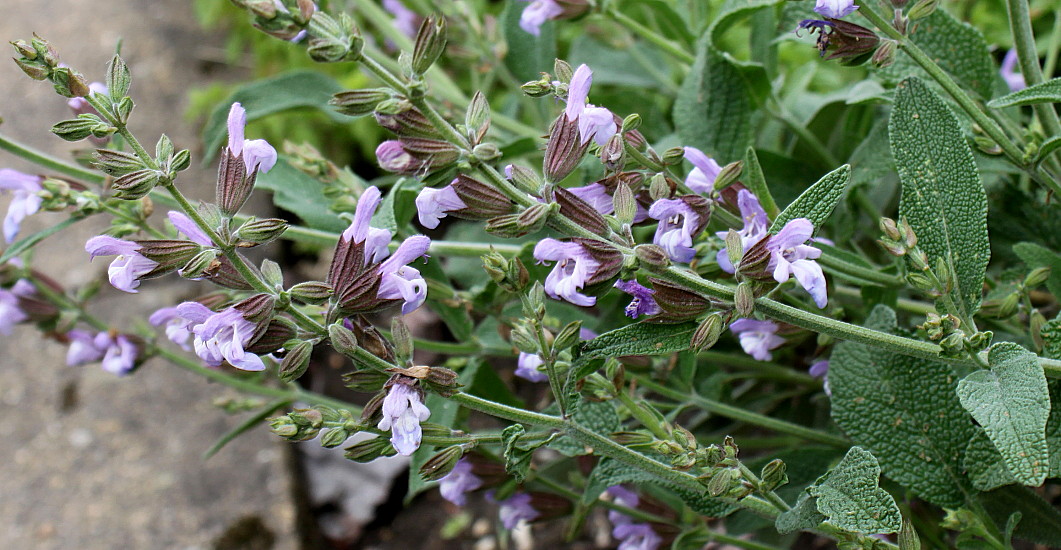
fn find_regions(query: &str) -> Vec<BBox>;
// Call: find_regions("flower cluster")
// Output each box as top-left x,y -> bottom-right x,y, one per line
66,329 -> 140,376
377,377 -> 430,455
0,169 -> 44,243
608,486 -> 662,550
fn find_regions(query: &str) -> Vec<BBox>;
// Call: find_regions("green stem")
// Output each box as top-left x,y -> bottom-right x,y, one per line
100,202 -> 166,239
738,462 -> 791,512
636,377 -> 849,448
698,350 -> 820,385
533,475 -> 677,526
610,378 -> 673,440
1006,0 -> 1061,138
607,8 -> 694,65
0,133 -> 106,184
1044,10 -> 1061,79
818,253 -> 904,287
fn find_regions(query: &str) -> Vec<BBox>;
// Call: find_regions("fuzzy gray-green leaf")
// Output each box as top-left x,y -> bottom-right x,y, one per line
578,322 -> 696,361
987,78 -> 1061,108
956,342 -> 1050,486
809,446 -> 902,534
674,39 -> 755,163
769,164 -> 850,233
891,77 -> 989,316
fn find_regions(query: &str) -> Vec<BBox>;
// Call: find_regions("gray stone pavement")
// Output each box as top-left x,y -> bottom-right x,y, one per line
0,1 -> 301,548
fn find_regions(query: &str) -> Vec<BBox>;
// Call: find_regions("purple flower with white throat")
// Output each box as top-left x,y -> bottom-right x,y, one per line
341,186 -> 393,266
716,189 -> 769,273
383,0 -> 421,38
378,379 -> 431,456
534,238 -> 600,307
176,302 -> 266,371
648,197 -> 709,264
439,458 -> 483,506
566,64 -> 618,146
101,334 -> 139,376
767,218 -> 827,308
227,102 -> 277,175
519,0 -> 563,36
167,211 -> 212,246
66,330 -> 109,366
149,306 -> 195,350
614,279 -> 661,319
415,183 -> 467,229
85,236 -> 159,293
1001,49 -> 1026,92
814,0 -> 858,19
730,318 -> 785,361
683,147 -> 722,194
375,140 -> 421,174
498,492 -> 540,529
606,486 -> 661,550
0,285 -> 28,335
376,235 -> 430,315
0,168 -> 44,243
515,352 -> 549,382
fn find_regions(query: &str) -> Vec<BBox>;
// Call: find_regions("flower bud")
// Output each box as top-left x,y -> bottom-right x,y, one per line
661,147 -> 685,166
289,281 -> 333,304
691,313 -> 724,351
375,105 -> 440,138
650,277 -> 711,321
612,180 -> 637,225
269,416 -> 299,438
521,78 -> 553,97
725,229 -> 744,272
544,115 -> 589,183
111,169 -> 160,200
135,240 -> 202,276
328,322 -> 360,358
50,66 -> 90,98
872,39 -> 898,69
330,88 -> 391,117
907,0 -> 938,20
510,321 -> 539,354
1031,310 -> 1047,351
554,59 -> 574,83
52,115 -> 106,142
759,459 -> 788,492
707,468 -> 739,496
505,164 -> 541,195
553,186 -> 608,236
10,39 -> 36,60
621,113 -> 641,133
471,142 -> 501,163
552,321 -> 582,352
234,217 -> 289,247
938,332 -> 965,357
279,340 -> 314,382
648,172 -> 672,201
343,369 -> 390,391
13,58 -> 49,80
419,445 -> 465,481
1025,267 -> 1051,288
320,427 -> 351,448
713,161 -> 743,191
634,244 -> 670,269
412,16 -> 447,75
344,436 -> 396,462
94,149 -> 146,176
735,282 -> 755,317
600,134 -> 626,172
612,431 -> 655,446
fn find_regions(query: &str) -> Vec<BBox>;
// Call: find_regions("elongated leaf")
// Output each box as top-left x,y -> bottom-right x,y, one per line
743,147 -> 780,219
202,71 -> 346,162
891,77 -> 989,317
674,39 -> 756,163
830,305 -> 975,507
583,458 -> 735,519
987,78 -> 1061,108
569,35 -> 668,88
956,343 -> 1050,486
708,0 -> 785,46
255,158 -> 347,233
501,0 -> 556,82
776,489 -> 825,534
547,400 -> 619,457
875,9 -> 995,101
769,164 -> 850,233
0,216 -> 83,264
578,322 -> 696,361
809,446 -> 902,534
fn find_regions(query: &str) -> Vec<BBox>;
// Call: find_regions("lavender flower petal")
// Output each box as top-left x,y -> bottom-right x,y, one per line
515,352 -> 549,382
85,235 -> 159,293
0,168 -> 44,243
614,279 -> 661,319
533,238 -> 599,307
683,147 -> 721,194
167,211 -> 212,246
1001,49 -> 1026,92
813,0 -> 858,19
730,318 -> 785,361
0,286 -> 28,335
415,183 -> 467,229
378,382 -> 431,456
519,0 -> 563,36
438,458 -> 482,506
498,493 -> 539,529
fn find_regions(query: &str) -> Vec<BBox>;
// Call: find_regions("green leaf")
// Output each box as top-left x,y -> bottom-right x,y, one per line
674,38 -> 758,163
569,35 -> 668,89
775,489 -> 825,534
956,342 -> 1050,486
547,400 -> 620,457
582,458 -> 735,520
963,429 -> 1017,491
743,147 -> 780,219
501,424 -> 533,482
768,164 -> 850,233
201,71 -> 345,163
891,77 -> 989,316
978,485 -> 1061,547
578,322 -> 696,361
987,77 -> 1061,108
830,305 -> 976,507
1013,242 -> 1061,300
255,158 -> 347,233
808,446 -> 902,534
874,9 -> 996,101
707,0 -> 785,47
0,216 -> 83,264
501,0 -> 556,82
1033,135 -> 1061,167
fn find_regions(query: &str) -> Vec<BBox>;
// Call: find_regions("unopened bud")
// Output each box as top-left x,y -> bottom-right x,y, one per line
111,169 -> 160,200
330,88 -> 390,116
505,164 -> 541,195
612,181 -> 636,225
553,321 -> 582,352
672,424 -> 696,450
648,172 -> 671,201
328,322 -> 360,358
279,340 -> 314,382
1025,267 -> 1051,288
612,431 -> 655,446
880,217 -> 901,241
735,283 -> 755,317
412,16 -> 447,75
11,39 -> 36,60
713,161 -> 743,190
725,229 -> 744,271
760,459 -> 788,492
660,147 -> 685,165
320,427 -> 350,448
344,436 -> 395,462
419,445 -> 465,481
52,115 -> 108,142
269,416 -> 299,438
471,142 -> 500,163
938,332 -> 965,357
235,217 -> 289,246
289,281 -> 333,304
907,0 -> 938,19
51,66 -> 90,98
521,78 -> 553,97
514,203 -> 552,234
544,115 -> 588,182
391,316 -> 414,364
13,58 -> 48,80
691,314 -> 724,351
554,59 -> 574,83
634,244 -> 670,268
621,113 -> 641,133
872,40 -> 898,68
1031,310 -> 1047,351
600,134 -> 626,171
289,407 -> 324,428
708,468 -> 738,497
510,322 -> 539,354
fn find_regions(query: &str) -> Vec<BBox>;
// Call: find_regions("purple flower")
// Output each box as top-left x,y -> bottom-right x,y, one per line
176,302 -> 266,371
810,360 -> 831,396
565,64 -> 618,146
648,198 -> 703,263
342,186 -> 393,266
534,238 -> 600,307
167,211 -> 212,246
67,330 -> 109,366
515,352 -> 549,382
376,140 -> 420,174
814,0 -> 858,19
0,285 -> 29,335
378,381 -> 430,456
149,306 -> 195,350
519,0 -> 563,36
607,487 -> 661,550
85,236 -> 159,293
438,458 -> 483,506
227,102 -> 277,175
767,219 -> 827,308
498,492 -> 540,529
101,334 -> 139,376
0,168 -> 44,243
566,183 -> 614,214
730,318 -> 785,361
683,147 -> 722,194
377,235 -> 430,315
716,189 -> 769,273
1001,49 -> 1026,92
415,183 -> 467,229
614,280 -> 661,319
383,0 -> 420,38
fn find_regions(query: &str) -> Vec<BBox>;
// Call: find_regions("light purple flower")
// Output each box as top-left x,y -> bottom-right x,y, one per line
1001,49 -> 1026,92
515,352 -> 549,382
648,198 -> 702,263
378,382 -> 431,456
439,458 -> 483,506
383,0 -> 420,38
227,102 -> 277,175
66,82 -> 108,116
767,219 -> 827,308
498,493 -> 540,529
377,235 -> 430,315
683,147 -> 722,194
342,186 -> 393,266
415,183 -> 467,229
606,487 -> 661,550
533,238 -> 600,307
65,330 -> 111,366
565,64 -> 618,146
273,0 -> 317,42
730,318 -> 785,361
716,189 -> 770,274
810,360 -> 831,396
0,285 -> 29,335
0,168 -> 44,243
167,211 -> 212,246
149,306 -> 195,350
85,236 -> 159,293
614,279 -> 661,319
814,0 -> 858,19
519,0 -> 563,36
376,140 -> 420,174
564,183 -> 649,222
101,334 -> 138,376
176,302 -> 266,371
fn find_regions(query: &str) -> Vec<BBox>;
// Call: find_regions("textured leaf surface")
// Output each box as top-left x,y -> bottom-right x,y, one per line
255,158 -> 347,232
830,305 -> 975,507
547,400 -> 619,457
769,164 -> 850,233
775,489 -> 825,534
979,486 -> 1061,547
987,78 -> 1061,108
583,459 -> 735,518
707,0 -> 785,46
578,322 -> 695,361
957,343 -> 1050,486
875,9 -> 995,100
202,71 -> 345,163
501,0 -> 556,82
674,38 -> 755,163
891,77 -> 989,317
809,447 -> 902,534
